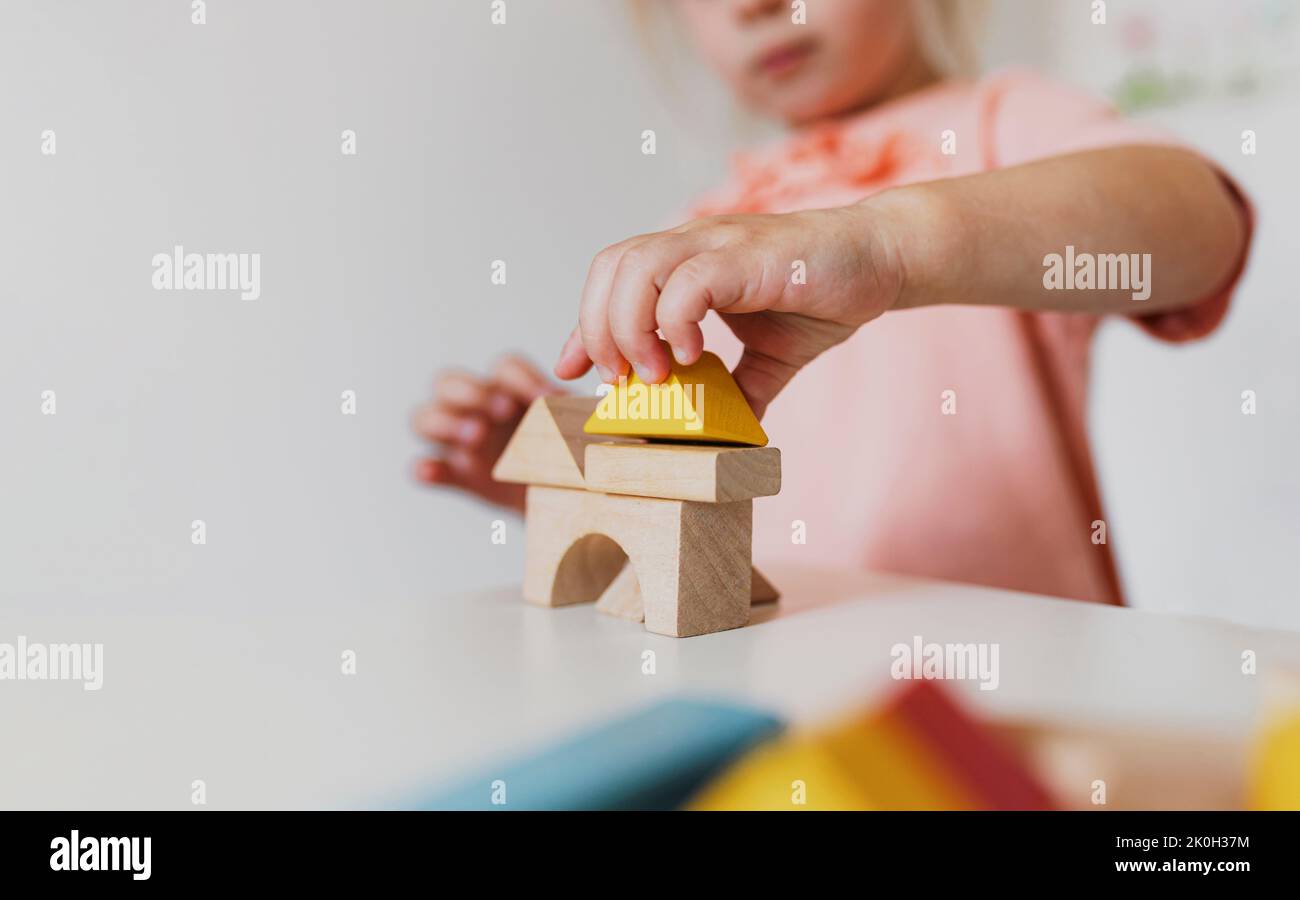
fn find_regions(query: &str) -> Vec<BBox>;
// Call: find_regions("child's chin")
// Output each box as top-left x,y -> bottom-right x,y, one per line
758,73 -> 867,124
771,91 -> 856,126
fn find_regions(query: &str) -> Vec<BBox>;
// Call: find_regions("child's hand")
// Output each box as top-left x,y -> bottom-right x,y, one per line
552,205 -> 902,416
412,355 -> 562,512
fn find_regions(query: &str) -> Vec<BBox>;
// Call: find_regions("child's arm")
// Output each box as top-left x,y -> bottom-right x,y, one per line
874,145 -> 1247,317
554,145 -> 1248,416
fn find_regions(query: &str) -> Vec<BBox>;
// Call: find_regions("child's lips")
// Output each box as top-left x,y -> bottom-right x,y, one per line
753,38 -> 817,80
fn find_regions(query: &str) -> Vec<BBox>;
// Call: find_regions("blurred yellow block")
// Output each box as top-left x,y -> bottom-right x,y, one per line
584,351 -> 768,447
819,713 -> 978,810
689,681 -> 1056,811
1250,710 -> 1300,809
688,735 -> 873,811
689,714 -> 974,811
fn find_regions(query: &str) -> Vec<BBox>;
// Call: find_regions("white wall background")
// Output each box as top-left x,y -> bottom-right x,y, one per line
1,1 -> 1296,629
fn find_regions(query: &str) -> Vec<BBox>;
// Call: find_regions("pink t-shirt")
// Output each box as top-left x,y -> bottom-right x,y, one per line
691,69 -> 1252,606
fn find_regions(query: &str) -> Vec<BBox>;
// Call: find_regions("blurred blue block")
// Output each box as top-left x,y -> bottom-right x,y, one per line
416,697 -> 784,811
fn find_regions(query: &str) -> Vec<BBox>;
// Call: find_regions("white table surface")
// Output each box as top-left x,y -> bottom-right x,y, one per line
4,565 -> 1298,810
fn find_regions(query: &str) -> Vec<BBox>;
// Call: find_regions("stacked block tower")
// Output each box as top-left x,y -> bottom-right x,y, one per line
492,352 -> 781,638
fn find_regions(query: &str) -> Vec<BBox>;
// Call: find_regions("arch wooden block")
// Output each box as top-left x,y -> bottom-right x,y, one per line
593,562 -> 779,623
523,485 -> 752,638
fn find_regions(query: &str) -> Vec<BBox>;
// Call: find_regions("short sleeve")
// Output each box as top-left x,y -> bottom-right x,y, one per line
979,68 -> 1254,344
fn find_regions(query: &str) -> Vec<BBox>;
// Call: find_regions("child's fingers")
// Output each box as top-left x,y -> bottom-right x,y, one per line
484,392 -> 518,423
553,326 -> 592,380
414,453 -> 527,511
579,239 -> 642,382
413,457 -> 453,484
654,258 -> 714,367
411,405 -> 489,448
432,371 -> 523,425
432,370 -> 496,411
656,249 -> 746,362
413,454 -> 485,491
492,354 -> 559,403
606,234 -> 698,383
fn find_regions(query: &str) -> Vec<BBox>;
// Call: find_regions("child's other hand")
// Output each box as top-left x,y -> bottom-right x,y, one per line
412,355 -> 562,512
552,205 -> 902,417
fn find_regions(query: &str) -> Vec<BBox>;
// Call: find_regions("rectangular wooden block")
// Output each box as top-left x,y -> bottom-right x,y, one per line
583,442 -> 780,503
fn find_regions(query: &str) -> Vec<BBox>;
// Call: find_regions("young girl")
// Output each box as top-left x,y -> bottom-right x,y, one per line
413,0 -> 1252,606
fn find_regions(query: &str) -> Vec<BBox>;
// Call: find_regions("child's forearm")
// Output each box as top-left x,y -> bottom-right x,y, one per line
558,146 -> 1248,414
868,146 -> 1248,316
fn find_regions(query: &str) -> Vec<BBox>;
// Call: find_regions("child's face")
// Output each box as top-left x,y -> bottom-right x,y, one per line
673,0 -> 925,125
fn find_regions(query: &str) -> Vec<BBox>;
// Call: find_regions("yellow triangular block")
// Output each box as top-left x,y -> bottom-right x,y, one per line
583,352 -> 768,446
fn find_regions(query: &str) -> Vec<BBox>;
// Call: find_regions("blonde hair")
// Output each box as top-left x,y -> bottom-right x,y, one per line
912,0 -> 989,77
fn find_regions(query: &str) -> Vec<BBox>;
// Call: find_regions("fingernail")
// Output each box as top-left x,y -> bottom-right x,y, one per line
671,344 -> 690,365
488,393 -> 514,421
596,365 -> 615,383
458,420 -> 481,442
633,363 -> 654,382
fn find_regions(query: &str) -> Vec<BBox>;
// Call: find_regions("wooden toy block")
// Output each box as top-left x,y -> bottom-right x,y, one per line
1251,714 -> 1300,809
495,383 -> 781,638
1249,672 -> 1300,810
996,720 -> 1244,810
804,696 -> 983,810
418,698 -> 783,810
750,566 -> 780,603
594,562 -> 780,623
491,395 -> 639,489
524,485 -> 752,637
690,681 -> 1056,810
687,734 -> 876,810
593,563 -> 644,621
583,351 -> 768,446
876,677 -> 1057,810
584,442 -> 781,503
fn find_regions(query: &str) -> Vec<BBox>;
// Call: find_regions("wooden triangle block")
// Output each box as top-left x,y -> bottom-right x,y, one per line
494,395 -> 637,489
583,351 -> 768,447
593,563 -> 643,621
